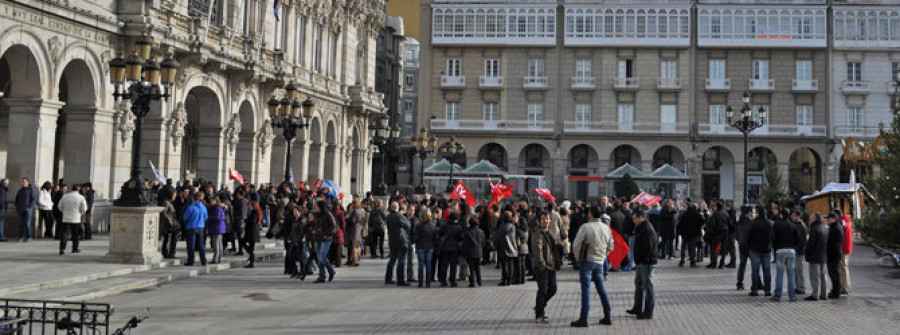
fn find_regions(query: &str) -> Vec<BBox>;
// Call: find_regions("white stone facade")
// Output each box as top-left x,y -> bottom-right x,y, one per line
0,0 -> 387,235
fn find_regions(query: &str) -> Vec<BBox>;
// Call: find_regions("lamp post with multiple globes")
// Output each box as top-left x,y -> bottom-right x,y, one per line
726,91 -> 767,205
410,128 -> 438,194
267,81 -> 315,191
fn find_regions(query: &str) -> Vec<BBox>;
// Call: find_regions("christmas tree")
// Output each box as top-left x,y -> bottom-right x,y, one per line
860,109 -> 900,246
757,164 -> 790,208
616,173 -> 641,199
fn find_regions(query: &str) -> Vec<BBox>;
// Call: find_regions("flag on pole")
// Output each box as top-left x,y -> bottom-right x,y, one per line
532,188 -> 556,203
449,181 -> 477,208
633,192 -> 662,207
609,229 -> 629,270
228,167 -> 245,185
489,180 -> 516,206
850,169 -> 862,219
315,179 -> 342,198
274,0 -> 280,21
149,160 -> 167,185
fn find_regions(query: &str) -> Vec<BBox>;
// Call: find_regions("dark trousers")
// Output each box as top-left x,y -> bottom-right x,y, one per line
515,255 -> 527,284
466,257 -> 482,286
534,268 -> 557,318
438,251 -> 459,285
39,210 -> 54,238
369,230 -> 385,258
385,246 -> 408,283
243,239 -> 256,266
58,223 -> 81,252
286,243 -> 307,275
680,236 -> 700,264
736,247 -> 750,286
499,256 -> 514,283
82,213 -> 92,239
827,261 -> 842,297
720,233 -> 736,265
708,234 -> 725,266
161,230 -> 179,258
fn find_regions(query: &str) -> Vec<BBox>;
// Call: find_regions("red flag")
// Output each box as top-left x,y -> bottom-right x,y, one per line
533,188 -> 556,203
489,182 -> 516,206
339,192 -> 345,201
297,182 -> 306,190
633,192 -> 661,207
314,179 -> 324,189
449,181 -> 477,208
228,168 -> 245,185
609,229 -> 629,270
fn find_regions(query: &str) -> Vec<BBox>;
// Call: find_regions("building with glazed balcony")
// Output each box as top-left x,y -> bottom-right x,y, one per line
419,0 -> 879,204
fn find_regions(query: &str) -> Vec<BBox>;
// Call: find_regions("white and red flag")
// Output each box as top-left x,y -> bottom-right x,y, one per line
449,181 -> 477,208
532,188 -> 556,203
228,167 -> 245,185
633,192 -> 662,207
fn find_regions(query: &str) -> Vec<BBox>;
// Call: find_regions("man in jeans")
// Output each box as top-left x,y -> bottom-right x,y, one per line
771,209 -> 801,301
627,208 -> 657,320
182,192 -> 208,266
791,210 -> 808,295
15,178 -> 36,242
570,205 -> 614,327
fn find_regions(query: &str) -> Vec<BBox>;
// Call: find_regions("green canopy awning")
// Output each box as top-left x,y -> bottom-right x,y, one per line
648,164 -> 689,180
462,160 -> 506,176
424,159 -> 463,173
606,163 -> 645,178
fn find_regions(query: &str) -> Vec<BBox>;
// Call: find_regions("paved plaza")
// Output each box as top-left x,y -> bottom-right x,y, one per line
45,244 -> 895,334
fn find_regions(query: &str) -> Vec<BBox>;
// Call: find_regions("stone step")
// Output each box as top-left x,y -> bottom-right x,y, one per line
0,240 -> 285,298
7,249 -> 285,302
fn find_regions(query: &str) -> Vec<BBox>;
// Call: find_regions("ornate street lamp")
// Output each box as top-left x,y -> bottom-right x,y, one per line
267,81 -> 315,192
438,136 -> 466,193
410,128 -> 438,194
109,33 -> 179,206
370,118 -> 400,196
727,91 -> 767,205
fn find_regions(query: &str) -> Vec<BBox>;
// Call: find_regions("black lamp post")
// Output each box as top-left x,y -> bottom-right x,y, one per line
727,91 -> 767,205
410,128 -> 438,194
438,136 -> 466,193
370,118 -> 400,196
108,33 -> 179,207
267,81 -> 315,192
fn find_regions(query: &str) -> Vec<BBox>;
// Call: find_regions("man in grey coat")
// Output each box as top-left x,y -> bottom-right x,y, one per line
385,202 -> 411,286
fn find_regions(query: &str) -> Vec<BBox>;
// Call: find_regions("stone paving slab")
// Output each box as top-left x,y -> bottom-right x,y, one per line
92,245 -> 900,334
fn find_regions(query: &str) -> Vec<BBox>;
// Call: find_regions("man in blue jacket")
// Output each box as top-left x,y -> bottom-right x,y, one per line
182,192 -> 209,266
15,178 -> 36,242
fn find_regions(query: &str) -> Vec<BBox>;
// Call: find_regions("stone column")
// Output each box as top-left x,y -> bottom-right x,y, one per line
294,139 -> 311,184
310,143 -> 325,182
4,98 -> 62,184
325,143 -> 339,181
197,127 -> 226,186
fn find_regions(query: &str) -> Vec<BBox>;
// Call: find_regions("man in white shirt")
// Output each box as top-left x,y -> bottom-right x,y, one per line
57,184 -> 87,255
571,205 -> 615,327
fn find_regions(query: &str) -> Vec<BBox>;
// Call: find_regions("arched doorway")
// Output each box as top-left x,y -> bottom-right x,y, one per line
53,60 -> 98,186
324,121 -> 337,181
652,145 -> 685,172
477,143 -> 508,171
789,148 -> 821,198
0,45 -> 45,180
568,144 -> 599,201
747,146 -> 776,203
701,146 -> 735,201
235,101 -> 256,181
610,144 -> 642,170
517,143 -> 551,195
182,87 -> 223,184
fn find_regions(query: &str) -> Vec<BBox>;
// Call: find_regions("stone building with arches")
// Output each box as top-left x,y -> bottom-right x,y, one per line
0,0 -> 387,236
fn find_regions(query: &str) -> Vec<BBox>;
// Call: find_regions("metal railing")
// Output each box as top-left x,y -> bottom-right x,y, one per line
1,298 -> 112,335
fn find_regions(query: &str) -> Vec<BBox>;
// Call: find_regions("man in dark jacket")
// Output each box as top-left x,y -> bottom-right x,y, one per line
15,178 -> 37,242
658,201 -> 677,260
678,203 -> 703,268
438,212 -> 463,287
805,213 -> 829,301
704,201 -> 730,268
0,178 -> 8,242
791,210 -> 808,295
385,202 -> 411,285
81,182 -> 95,240
735,206 -> 754,290
368,201 -> 387,259
461,218 -> 485,287
627,208 -> 657,320
720,202 -> 737,268
747,206 -> 773,296
771,209 -> 801,301
493,213 -> 518,286
825,213 -> 844,299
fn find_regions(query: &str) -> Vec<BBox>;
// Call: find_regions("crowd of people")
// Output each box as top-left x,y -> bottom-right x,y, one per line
0,178 -> 96,252
1,175 -> 857,327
